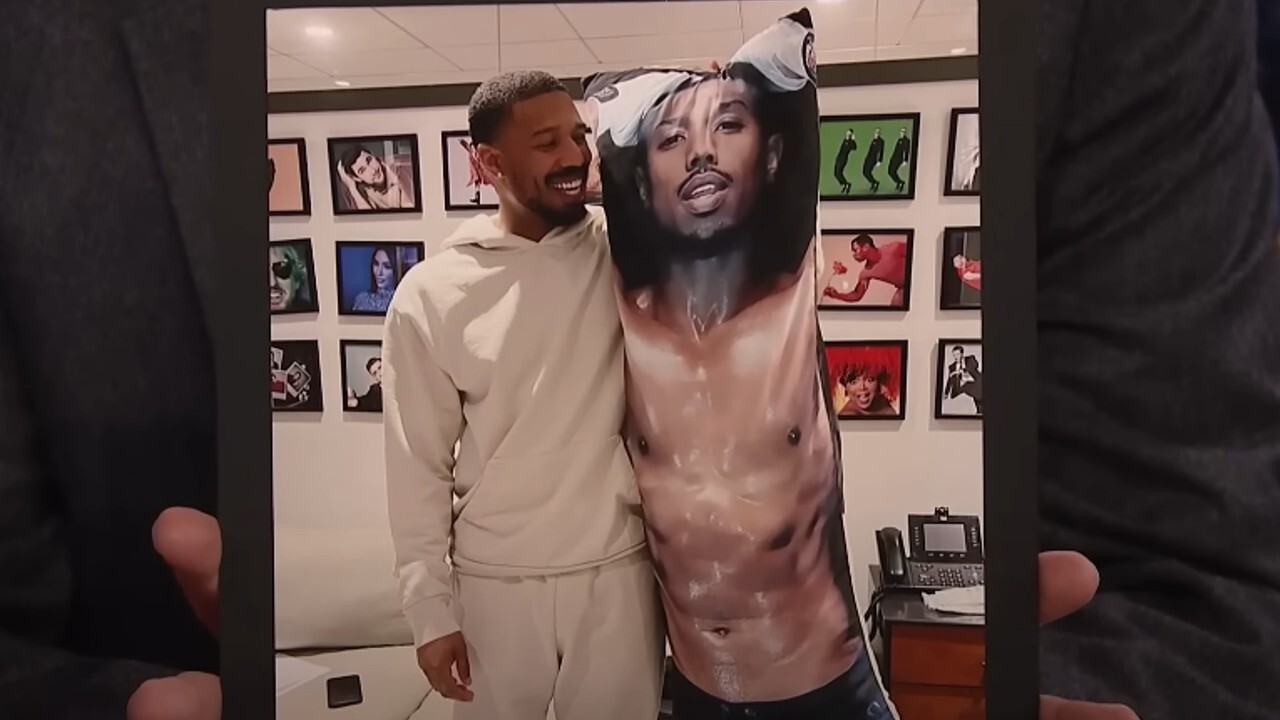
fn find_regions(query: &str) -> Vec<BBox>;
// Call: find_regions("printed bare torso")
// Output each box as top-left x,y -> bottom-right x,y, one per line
618,253 -> 860,702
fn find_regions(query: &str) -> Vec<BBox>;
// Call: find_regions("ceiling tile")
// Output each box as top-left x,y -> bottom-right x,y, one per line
587,30 -> 742,65
266,8 -> 424,55
917,0 -> 977,16
740,0 -> 875,39
559,1 -> 740,39
499,40 -> 597,70
899,11 -> 977,45
267,54 -> 328,80
374,6 -> 497,47
499,4 -> 579,43
435,45 -> 499,71
875,0 -> 923,46
288,48 -> 457,78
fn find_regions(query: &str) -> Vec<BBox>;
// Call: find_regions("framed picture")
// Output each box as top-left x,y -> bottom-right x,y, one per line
940,226 -> 982,310
326,134 -> 423,215
339,340 -> 383,413
936,339 -> 983,419
944,108 -> 981,196
823,340 -> 908,420
268,138 -> 311,216
817,229 -> 914,310
818,113 -> 921,201
334,241 -> 425,316
441,130 -> 499,211
268,238 -> 320,315
270,340 -> 323,413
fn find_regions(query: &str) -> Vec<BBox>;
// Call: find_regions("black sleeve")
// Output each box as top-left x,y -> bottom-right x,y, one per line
0,307 -> 178,719
1037,1 -> 1280,719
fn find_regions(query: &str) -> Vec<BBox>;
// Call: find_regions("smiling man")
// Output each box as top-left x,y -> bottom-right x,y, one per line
381,70 -> 663,720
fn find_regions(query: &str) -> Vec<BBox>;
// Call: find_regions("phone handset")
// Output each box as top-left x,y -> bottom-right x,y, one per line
875,527 -> 909,586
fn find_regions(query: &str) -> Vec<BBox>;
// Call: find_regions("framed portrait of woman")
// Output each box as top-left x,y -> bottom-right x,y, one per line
823,340 -> 909,421
268,238 -> 319,315
334,241 -> 425,316
326,134 -> 423,215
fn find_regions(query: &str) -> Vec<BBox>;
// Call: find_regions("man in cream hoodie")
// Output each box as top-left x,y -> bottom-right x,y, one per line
381,70 -> 663,720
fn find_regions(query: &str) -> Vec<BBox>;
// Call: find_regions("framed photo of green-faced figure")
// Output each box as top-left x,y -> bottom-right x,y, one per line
818,113 -> 921,201
268,239 -> 319,316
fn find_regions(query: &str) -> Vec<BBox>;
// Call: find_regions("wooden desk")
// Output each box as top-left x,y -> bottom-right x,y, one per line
870,567 -> 986,720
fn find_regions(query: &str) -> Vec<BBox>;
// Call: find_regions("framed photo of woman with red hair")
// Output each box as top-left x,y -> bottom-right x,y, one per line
823,340 -> 909,421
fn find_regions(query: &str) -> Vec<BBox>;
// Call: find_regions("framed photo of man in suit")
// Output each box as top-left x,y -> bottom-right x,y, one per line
818,113 -> 921,201
339,340 -> 383,414
935,339 -> 983,419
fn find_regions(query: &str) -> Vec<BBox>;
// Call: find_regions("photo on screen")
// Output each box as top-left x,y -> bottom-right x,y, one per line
327,134 -> 423,215
945,107 -> 981,196
824,340 -> 909,420
334,241 -> 424,316
270,340 -> 323,413
817,229 -> 914,310
268,238 -> 319,315
936,339 -> 984,419
818,113 -> 921,201
268,138 -> 311,216
940,226 -> 982,309
441,130 -> 499,210
340,340 -> 383,413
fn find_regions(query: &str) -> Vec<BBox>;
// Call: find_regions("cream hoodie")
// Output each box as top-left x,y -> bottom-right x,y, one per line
382,207 -> 647,648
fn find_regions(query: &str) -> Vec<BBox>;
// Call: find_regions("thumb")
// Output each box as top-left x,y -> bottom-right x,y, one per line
153,508 -> 221,636
455,640 -> 471,686
128,672 -> 221,720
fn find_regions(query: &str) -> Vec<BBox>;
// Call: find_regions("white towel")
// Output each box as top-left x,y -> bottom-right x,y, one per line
922,584 -> 986,615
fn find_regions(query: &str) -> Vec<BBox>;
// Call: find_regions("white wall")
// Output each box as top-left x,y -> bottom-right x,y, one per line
268,78 -> 981,596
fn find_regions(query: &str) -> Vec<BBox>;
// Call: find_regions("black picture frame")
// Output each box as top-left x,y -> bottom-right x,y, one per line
935,338 -> 984,420
339,339 -> 383,414
333,240 -> 426,317
944,107 -> 981,197
268,137 -> 311,216
270,339 -> 323,413
440,130 -> 499,211
818,112 -> 922,202
268,238 -> 320,316
326,133 -> 423,215
824,339 -> 909,421
816,228 -> 915,311
939,226 -> 982,310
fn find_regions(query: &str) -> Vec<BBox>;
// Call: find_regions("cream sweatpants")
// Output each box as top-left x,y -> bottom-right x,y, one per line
450,551 -> 665,720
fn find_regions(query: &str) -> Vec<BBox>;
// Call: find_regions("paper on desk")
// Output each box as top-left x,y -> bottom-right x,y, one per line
276,655 -> 331,697
922,585 -> 986,615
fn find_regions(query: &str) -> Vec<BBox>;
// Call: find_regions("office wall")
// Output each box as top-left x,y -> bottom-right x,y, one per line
268,77 -> 980,593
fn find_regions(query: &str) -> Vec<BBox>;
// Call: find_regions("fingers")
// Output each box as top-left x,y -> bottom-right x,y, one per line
1039,550 -> 1099,625
153,508 -> 221,636
1041,695 -> 1140,720
424,665 -> 474,702
127,672 -> 221,720
456,643 -> 472,687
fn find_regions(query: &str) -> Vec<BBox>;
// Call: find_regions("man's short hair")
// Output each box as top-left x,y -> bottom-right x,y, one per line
339,145 -> 372,175
366,357 -> 381,373
852,234 -> 875,248
468,70 -> 568,144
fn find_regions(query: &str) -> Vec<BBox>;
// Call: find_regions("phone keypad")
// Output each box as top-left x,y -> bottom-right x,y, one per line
911,563 -> 984,588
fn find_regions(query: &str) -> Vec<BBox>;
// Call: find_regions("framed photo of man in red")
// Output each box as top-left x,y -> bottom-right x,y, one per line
818,229 -> 915,310
824,340 -> 909,421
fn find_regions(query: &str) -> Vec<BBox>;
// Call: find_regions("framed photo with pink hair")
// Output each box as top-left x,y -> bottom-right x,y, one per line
823,340 -> 908,421
441,130 -> 498,211
817,229 -> 914,310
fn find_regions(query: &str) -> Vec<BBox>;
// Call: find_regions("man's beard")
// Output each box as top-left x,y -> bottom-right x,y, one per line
526,196 -> 588,228
653,222 -> 747,263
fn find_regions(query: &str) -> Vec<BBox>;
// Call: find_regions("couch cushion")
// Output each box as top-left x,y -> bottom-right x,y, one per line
275,525 -> 414,650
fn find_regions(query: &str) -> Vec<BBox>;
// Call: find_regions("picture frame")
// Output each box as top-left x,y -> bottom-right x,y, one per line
441,130 -> 499,211
935,338 -> 984,420
818,113 -> 921,201
823,340 -> 909,421
940,226 -> 982,310
268,138 -> 311,216
817,229 -> 915,311
268,238 -> 320,316
270,339 -> 323,413
334,240 -> 426,317
339,340 -> 383,414
944,107 -> 981,197
326,134 -> 423,215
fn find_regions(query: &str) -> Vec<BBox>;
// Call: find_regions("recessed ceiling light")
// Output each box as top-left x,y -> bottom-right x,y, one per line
950,47 -> 968,55
334,80 -> 351,87
305,26 -> 333,38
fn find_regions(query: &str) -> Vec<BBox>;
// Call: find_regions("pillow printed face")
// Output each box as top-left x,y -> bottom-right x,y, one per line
584,8 -> 896,718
